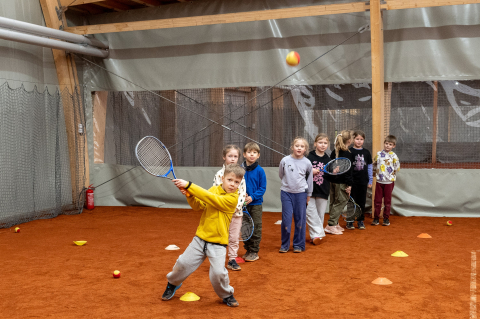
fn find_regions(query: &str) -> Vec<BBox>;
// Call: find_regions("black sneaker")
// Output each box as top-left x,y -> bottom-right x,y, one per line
371,218 -> 379,226
161,282 -> 182,301
223,295 -> 239,307
357,221 -> 366,230
383,218 -> 390,226
227,259 -> 241,271
293,246 -> 302,253
346,222 -> 355,230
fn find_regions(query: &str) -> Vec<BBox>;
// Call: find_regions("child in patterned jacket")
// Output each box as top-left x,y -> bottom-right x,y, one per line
372,135 -> 400,226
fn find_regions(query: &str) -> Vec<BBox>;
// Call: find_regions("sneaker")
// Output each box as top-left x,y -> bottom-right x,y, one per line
293,247 -> 302,253
223,295 -> 239,307
245,252 -> 259,262
279,248 -> 288,253
383,218 -> 390,226
357,221 -> 366,230
325,225 -> 343,235
346,222 -> 355,230
371,218 -> 379,226
227,259 -> 241,271
242,251 -> 251,260
161,282 -> 182,301
312,237 -> 322,245
335,224 -> 345,232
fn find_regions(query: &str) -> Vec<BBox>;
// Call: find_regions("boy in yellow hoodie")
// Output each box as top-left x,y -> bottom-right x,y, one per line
162,164 -> 245,307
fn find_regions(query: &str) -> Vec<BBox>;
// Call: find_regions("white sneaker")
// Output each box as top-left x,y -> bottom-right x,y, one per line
335,224 -> 345,232
325,225 -> 343,235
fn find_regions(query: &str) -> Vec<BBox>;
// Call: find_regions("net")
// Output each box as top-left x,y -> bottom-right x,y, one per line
0,83 -> 86,229
97,80 -> 479,169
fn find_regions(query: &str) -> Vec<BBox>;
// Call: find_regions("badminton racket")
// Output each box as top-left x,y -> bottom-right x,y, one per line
341,196 -> 361,221
239,206 -> 254,242
135,136 -> 190,196
323,158 -> 351,175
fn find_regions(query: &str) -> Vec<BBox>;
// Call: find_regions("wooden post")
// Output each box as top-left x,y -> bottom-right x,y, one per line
272,88 -> 284,165
209,89 -> 225,166
370,0 -> 385,218
40,0 -> 89,204
93,91 -> 108,163
159,90 -> 177,163
432,81 -> 438,163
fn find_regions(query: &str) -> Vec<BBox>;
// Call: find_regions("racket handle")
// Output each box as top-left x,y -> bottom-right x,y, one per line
180,187 -> 191,197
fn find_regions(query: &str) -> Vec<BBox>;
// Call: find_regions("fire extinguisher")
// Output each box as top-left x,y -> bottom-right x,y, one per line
86,185 -> 95,210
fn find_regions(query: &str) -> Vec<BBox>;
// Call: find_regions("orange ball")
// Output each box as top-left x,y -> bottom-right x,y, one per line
286,51 -> 300,66
14,227 -> 20,233
446,220 -> 453,226
113,270 -> 121,278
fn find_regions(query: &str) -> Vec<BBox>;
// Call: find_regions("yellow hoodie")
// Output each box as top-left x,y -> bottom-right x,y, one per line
186,183 -> 239,245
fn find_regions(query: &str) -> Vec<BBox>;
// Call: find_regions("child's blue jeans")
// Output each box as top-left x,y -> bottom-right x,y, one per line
280,190 -> 308,251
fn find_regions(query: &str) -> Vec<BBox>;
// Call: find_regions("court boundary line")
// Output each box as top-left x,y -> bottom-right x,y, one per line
471,251 -> 478,319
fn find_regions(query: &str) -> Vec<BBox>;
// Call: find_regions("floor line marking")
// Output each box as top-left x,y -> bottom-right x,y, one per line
471,251 -> 477,319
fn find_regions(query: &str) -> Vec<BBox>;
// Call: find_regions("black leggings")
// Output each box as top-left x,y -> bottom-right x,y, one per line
351,184 -> 368,221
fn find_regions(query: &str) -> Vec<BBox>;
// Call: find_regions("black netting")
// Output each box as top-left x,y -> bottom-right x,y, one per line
0,83 -> 86,229
98,81 -> 480,169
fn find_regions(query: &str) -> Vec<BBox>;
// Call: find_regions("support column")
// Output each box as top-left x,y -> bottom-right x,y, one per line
93,91 -> 108,163
40,0 -> 89,204
432,81 -> 438,164
370,0 -> 385,218
159,90 -> 177,163
272,88 -> 284,165
209,89 -> 225,166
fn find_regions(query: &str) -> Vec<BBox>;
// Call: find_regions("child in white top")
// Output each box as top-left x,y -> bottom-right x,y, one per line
213,145 -> 246,270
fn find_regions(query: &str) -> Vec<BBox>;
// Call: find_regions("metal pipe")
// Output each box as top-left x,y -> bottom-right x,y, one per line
0,16 -> 108,49
0,28 -> 109,58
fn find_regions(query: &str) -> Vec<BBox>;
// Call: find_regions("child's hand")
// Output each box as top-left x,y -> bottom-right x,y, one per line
345,186 -> 351,195
313,168 -> 320,175
368,184 -> 372,188
306,196 -> 310,206
172,179 -> 188,189
245,195 -> 253,205
333,166 -> 340,174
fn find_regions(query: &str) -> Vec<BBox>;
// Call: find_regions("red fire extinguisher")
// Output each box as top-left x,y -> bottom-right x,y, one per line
86,185 -> 95,210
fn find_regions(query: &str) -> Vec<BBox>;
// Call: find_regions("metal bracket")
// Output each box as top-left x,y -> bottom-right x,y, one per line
365,0 -> 387,12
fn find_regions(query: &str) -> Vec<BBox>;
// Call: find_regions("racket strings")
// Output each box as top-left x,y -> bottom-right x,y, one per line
136,138 -> 171,176
325,158 -> 351,174
240,212 -> 254,242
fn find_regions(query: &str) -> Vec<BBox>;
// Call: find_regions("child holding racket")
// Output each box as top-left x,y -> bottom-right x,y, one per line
163,164 -> 245,307
279,137 -> 313,253
372,135 -> 400,226
325,130 -> 354,235
348,130 -> 373,230
241,142 -> 267,262
213,145 -> 247,271
306,133 -> 333,245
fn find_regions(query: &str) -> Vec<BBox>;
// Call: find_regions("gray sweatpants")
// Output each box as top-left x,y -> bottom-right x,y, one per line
166,236 -> 234,299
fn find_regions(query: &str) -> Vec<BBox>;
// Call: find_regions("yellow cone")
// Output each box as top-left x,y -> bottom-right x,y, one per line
180,292 -> 200,302
372,277 -> 393,285
391,251 -> 408,257
417,233 -> 432,238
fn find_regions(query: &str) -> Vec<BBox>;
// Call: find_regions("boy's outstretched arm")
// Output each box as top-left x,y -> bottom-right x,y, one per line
172,179 -> 205,211
173,179 -> 237,213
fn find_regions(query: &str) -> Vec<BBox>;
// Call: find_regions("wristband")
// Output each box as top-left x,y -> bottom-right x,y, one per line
185,181 -> 192,190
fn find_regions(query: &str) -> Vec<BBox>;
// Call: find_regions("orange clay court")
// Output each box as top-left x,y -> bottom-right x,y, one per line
0,206 -> 477,319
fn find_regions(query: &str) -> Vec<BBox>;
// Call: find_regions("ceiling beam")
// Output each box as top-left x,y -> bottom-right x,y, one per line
64,0 -> 480,35
61,0 -> 105,5
128,0 -> 163,6
94,1 -> 132,11
64,1 -> 369,34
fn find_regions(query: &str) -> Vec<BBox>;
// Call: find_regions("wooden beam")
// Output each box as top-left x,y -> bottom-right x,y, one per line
94,1 -> 132,12
40,0 -> 90,203
432,81 -> 438,163
129,0 -> 163,6
93,91 -> 108,164
370,0 -> 385,218
159,91 -> 177,163
64,2 -> 369,34
64,0 -> 480,35
209,89 -> 225,167
381,0 -> 480,10
272,88 -> 284,165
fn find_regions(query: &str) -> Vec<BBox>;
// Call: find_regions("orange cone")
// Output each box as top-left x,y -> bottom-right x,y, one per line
417,233 -> 432,238
372,277 -> 393,285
